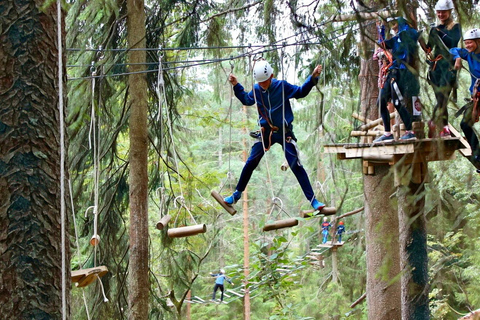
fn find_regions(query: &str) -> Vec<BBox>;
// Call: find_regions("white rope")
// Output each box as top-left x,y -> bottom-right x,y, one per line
69,180 -> 91,320
57,0 -> 66,317
250,57 -> 275,200
156,48 -> 165,122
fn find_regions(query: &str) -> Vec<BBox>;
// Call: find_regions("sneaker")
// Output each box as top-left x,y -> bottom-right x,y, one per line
373,134 -> 394,143
224,190 -> 241,205
249,130 -> 261,139
312,199 -> 325,211
440,126 -> 451,137
400,131 -> 416,140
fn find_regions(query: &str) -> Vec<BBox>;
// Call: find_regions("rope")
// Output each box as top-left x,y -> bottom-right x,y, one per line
280,44 -> 287,170
250,58 -> 276,200
69,180 -> 91,320
57,0 -> 66,317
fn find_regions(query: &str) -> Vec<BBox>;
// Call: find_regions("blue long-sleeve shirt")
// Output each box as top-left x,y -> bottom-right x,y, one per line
378,18 -> 420,70
211,274 -> 232,285
450,47 -> 480,94
233,75 -> 319,129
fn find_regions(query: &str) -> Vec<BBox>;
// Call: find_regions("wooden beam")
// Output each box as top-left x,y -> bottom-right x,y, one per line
351,131 -> 382,137
156,214 -> 171,230
263,218 -> 298,232
211,190 -> 237,216
448,123 -> 472,156
300,206 -> 337,217
358,112 -> 396,131
167,224 -> 207,238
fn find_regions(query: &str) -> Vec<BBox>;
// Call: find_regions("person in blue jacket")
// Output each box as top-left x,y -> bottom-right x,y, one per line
321,217 -> 331,244
336,221 -> 346,243
374,17 -> 421,143
424,0 -> 462,138
451,28 -> 480,162
210,269 -> 233,302
224,60 -> 326,211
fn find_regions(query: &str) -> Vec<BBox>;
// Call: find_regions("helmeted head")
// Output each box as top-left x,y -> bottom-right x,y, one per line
323,217 -> 328,222
253,60 -> 273,83
435,0 -> 454,23
464,28 -> 480,53
435,0 -> 454,11
339,221 -> 344,225
220,269 -> 225,274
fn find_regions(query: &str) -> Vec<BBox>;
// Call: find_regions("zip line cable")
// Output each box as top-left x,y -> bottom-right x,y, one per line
67,21 -> 369,81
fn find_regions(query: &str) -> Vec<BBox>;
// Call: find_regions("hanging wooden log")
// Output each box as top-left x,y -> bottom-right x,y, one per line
71,265 -> 108,288
300,207 -> 337,218
167,224 -> 207,238
156,214 -> 172,230
89,234 -> 100,246
263,218 -> 298,232
211,190 -> 237,216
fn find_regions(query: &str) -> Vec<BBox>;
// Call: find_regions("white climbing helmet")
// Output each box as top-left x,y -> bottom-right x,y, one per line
220,269 -> 225,274
253,60 -> 273,82
464,28 -> 480,41
435,0 -> 454,11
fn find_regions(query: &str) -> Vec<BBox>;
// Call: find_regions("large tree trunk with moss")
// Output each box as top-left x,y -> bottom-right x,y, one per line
127,0 -> 149,318
0,0 -> 70,318
357,2 -> 402,318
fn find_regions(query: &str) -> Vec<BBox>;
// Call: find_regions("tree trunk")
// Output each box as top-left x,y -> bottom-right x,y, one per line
397,181 -> 429,319
0,0 -> 70,318
364,166 -> 401,319
126,0 -> 149,317
358,4 -> 402,318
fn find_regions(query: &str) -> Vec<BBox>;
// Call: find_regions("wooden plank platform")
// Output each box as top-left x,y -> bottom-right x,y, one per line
317,241 -> 344,248
324,137 -> 463,166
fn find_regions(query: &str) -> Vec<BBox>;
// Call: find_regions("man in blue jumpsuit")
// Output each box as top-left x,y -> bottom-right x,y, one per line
224,60 -> 326,211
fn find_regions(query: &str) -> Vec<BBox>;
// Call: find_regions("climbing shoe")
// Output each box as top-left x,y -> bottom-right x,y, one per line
440,126 -> 451,137
373,134 -> 394,143
400,131 -> 416,140
224,190 -> 241,205
312,199 -> 325,211
249,130 -> 261,139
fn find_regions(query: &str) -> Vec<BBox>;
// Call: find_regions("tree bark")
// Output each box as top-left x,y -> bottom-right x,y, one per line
358,3 -> 402,318
126,0 -> 149,317
397,181 -> 429,320
364,166 -> 401,319
0,0 -> 70,318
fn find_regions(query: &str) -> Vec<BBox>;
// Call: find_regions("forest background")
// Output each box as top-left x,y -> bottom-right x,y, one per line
1,0 -> 480,319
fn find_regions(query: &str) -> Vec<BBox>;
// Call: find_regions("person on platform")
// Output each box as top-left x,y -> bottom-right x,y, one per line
321,217 -> 331,244
336,221 -> 346,243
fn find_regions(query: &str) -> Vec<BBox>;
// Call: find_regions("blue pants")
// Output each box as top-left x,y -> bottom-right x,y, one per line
235,130 -> 315,202
212,284 -> 224,301
338,234 -> 343,243
322,230 -> 328,244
